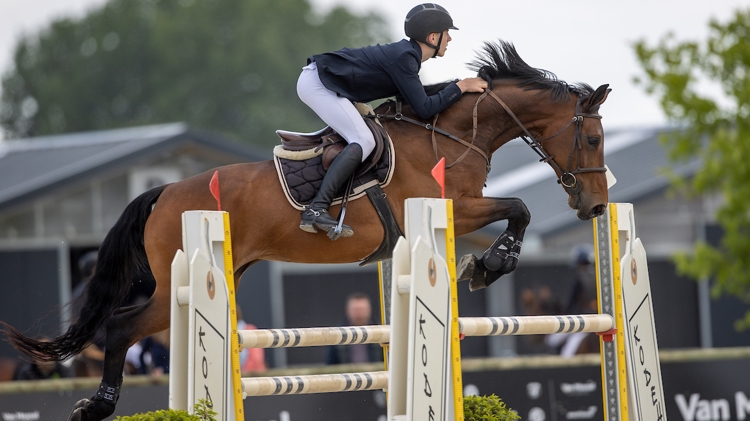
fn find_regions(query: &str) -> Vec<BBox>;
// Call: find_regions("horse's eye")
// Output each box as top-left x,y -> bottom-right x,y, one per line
587,136 -> 600,147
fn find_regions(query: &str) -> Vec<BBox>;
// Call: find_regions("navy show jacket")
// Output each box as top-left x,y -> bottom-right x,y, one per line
308,39 -> 462,120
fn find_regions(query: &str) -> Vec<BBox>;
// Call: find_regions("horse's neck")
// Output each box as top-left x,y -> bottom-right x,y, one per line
485,87 -> 566,153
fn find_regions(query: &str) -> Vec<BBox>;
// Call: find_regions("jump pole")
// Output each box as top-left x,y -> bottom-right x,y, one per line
169,200 -> 665,421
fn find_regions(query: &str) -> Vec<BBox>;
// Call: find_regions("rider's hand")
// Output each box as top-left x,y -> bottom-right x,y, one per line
457,77 -> 489,93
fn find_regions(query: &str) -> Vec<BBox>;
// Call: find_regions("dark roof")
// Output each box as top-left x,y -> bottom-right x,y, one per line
482,125 -> 700,236
0,123 -> 269,212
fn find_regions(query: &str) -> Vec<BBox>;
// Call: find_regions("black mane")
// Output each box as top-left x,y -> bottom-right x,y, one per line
423,40 -> 593,100
468,40 -> 593,101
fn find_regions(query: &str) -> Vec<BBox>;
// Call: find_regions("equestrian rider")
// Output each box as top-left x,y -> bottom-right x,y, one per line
297,3 -> 488,239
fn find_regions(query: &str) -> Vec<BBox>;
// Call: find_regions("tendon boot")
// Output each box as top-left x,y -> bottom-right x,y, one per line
300,143 -> 363,239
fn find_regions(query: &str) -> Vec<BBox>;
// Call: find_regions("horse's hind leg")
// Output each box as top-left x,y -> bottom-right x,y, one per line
68,296 -> 169,421
454,197 -> 530,291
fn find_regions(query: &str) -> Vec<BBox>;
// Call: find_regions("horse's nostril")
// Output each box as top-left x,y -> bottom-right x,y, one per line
592,204 -> 606,217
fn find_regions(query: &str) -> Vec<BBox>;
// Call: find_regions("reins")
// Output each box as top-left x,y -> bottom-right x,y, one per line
368,88 -> 606,195
368,101 -> 491,175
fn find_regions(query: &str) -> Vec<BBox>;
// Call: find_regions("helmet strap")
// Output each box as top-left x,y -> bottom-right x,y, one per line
428,31 -> 444,58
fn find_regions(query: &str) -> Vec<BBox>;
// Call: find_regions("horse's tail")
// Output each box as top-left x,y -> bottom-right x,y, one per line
1,185 -> 167,362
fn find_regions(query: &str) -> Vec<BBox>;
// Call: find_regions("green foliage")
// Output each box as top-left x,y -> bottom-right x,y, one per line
463,394 -> 520,421
114,399 -> 217,421
633,8 -> 750,329
0,0 -> 390,147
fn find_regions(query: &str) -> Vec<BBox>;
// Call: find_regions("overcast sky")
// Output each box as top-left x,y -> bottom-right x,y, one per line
0,0 -> 747,140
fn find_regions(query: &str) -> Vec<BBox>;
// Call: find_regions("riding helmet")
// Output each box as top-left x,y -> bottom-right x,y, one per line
404,3 -> 458,43
570,244 -> 595,267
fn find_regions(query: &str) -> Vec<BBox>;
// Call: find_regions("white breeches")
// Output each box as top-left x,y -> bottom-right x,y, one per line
296,62 -> 375,162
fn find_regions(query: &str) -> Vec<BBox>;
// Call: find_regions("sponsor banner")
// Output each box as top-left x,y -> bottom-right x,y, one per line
0,356 -> 748,420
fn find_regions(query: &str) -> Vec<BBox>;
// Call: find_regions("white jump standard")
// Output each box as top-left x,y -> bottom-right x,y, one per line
168,200 -> 664,421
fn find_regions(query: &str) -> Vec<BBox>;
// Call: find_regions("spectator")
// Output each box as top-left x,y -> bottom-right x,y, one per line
124,340 -> 143,375
139,329 -> 170,376
326,293 -> 383,365
13,337 -> 75,380
237,306 -> 266,373
545,244 -> 600,356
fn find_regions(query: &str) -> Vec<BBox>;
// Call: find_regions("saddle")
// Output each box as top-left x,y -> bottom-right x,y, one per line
272,104 -> 394,211
272,103 -> 403,265
275,103 -> 387,175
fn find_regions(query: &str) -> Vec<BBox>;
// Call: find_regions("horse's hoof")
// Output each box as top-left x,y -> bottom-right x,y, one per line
469,276 -> 488,292
456,254 -> 478,282
68,398 -> 90,421
68,408 -> 83,421
72,398 -> 89,411
67,397 -> 115,421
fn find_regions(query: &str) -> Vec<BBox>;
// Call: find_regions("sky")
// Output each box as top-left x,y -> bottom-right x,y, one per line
0,0 -> 747,140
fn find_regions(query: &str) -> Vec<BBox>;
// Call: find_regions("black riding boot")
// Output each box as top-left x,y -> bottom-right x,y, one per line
300,143 -> 363,238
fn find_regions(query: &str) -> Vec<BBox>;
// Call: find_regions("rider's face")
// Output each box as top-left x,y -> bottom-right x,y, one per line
430,30 -> 451,57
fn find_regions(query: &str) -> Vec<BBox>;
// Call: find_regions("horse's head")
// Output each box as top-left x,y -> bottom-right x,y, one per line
541,84 -> 611,220
469,40 -> 611,220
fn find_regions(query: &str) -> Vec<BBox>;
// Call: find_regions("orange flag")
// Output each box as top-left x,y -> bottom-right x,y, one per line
209,171 -> 221,211
431,158 -> 446,199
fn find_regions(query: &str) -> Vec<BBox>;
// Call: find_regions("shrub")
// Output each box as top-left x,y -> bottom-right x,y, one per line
114,400 -> 217,421
464,394 -> 520,421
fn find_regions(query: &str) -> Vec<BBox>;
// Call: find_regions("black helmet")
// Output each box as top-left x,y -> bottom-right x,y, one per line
570,244 -> 594,267
404,3 -> 458,44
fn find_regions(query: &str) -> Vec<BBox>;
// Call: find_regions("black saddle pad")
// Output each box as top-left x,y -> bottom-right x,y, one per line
272,137 -> 395,211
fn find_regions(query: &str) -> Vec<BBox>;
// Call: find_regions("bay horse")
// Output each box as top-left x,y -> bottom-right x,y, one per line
1,40 -> 610,420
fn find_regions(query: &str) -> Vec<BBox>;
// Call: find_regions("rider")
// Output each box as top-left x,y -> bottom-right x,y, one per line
297,3 -> 488,239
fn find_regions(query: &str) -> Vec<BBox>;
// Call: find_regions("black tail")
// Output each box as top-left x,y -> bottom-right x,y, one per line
1,185 -> 167,362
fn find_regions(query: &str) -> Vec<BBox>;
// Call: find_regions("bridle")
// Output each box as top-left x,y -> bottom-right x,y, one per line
370,88 -> 606,196
481,89 -> 607,195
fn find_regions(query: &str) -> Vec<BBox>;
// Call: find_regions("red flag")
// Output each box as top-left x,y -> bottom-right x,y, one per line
431,158 -> 446,199
209,171 -> 221,211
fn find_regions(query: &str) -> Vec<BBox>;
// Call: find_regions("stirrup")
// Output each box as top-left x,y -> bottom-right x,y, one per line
299,208 -> 353,239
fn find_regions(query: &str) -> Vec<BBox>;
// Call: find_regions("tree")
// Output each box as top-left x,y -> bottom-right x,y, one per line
633,8 -> 750,329
0,0 -> 390,146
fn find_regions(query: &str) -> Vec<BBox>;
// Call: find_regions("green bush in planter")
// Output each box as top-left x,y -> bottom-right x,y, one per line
464,394 -> 520,421
114,400 -> 217,421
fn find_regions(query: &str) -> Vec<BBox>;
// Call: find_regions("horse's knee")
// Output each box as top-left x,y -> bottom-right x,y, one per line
509,198 -> 530,227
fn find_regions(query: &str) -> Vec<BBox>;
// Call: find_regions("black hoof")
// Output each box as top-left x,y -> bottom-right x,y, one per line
457,253 -> 514,292
67,398 -> 115,421
68,408 -> 83,421
456,254 -> 478,282
457,254 -> 491,291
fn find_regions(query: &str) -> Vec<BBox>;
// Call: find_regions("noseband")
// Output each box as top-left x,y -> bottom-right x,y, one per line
481,90 -> 607,196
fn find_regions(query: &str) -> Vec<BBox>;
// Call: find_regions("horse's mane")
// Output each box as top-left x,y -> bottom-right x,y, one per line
469,40 -> 593,101
424,40 -> 593,101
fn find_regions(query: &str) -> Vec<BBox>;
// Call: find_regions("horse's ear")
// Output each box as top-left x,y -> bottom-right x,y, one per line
585,84 -> 611,112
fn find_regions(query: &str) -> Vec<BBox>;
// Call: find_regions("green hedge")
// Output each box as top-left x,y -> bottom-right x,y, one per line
464,394 -> 520,421
114,401 -> 216,421
117,395 -> 518,420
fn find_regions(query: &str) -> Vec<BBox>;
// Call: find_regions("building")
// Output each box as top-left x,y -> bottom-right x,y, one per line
0,123 -> 268,359
0,123 -> 745,366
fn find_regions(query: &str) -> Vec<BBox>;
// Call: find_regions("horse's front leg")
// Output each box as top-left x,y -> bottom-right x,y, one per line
453,197 -> 530,291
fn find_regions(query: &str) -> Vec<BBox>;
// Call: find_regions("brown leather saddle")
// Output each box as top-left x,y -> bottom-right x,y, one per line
276,116 -> 388,176
272,112 -> 403,265
272,105 -> 395,212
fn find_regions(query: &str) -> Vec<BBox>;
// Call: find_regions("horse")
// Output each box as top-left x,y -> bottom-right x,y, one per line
1,40 -> 610,420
